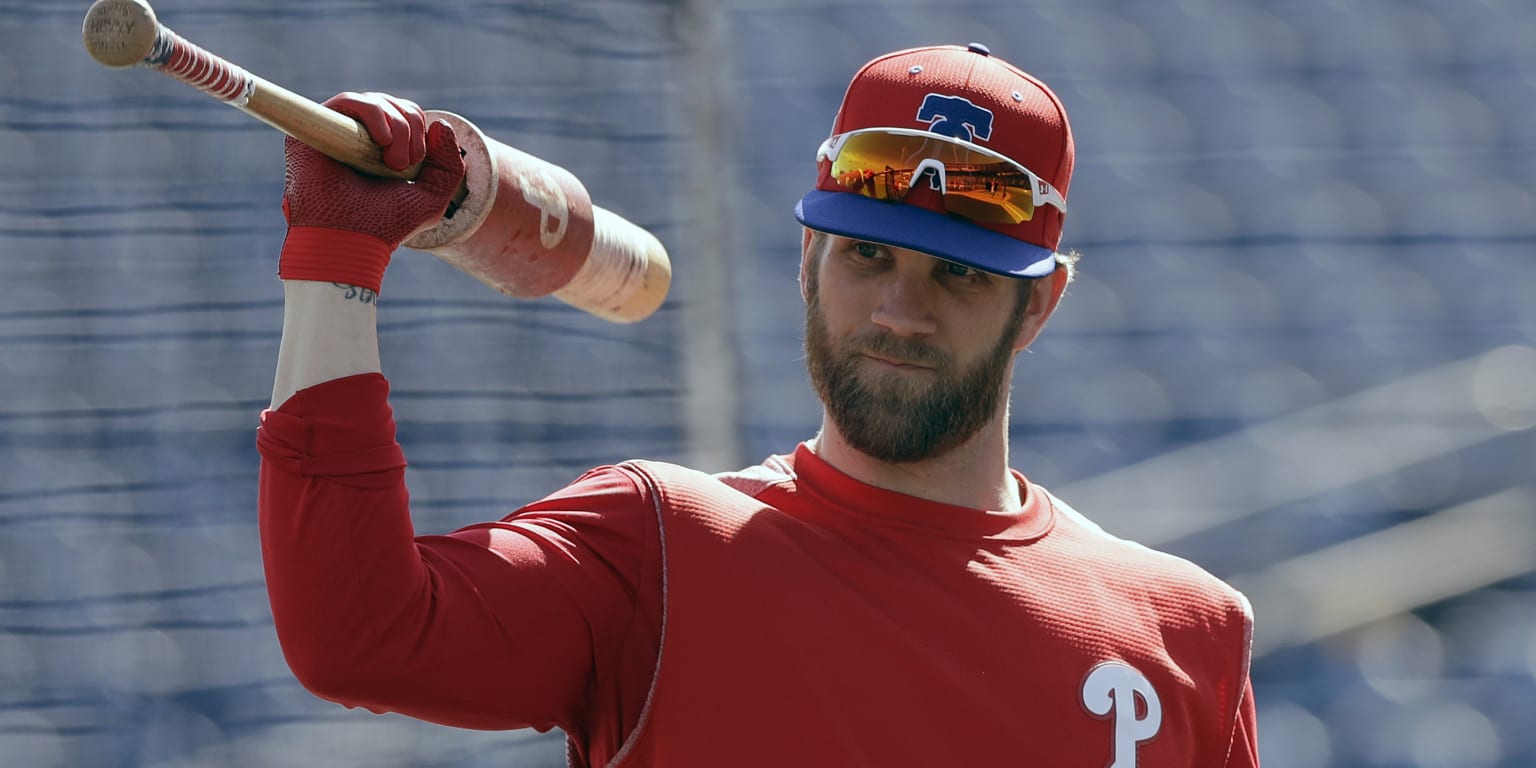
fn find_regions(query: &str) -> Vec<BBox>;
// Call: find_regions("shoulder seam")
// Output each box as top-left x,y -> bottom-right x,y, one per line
601,462 -> 670,768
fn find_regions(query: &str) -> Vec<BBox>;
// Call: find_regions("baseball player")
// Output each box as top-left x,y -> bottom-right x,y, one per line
258,44 -> 1260,766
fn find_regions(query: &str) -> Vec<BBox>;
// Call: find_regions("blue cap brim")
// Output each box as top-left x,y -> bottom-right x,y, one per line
794,190 -> 1057,278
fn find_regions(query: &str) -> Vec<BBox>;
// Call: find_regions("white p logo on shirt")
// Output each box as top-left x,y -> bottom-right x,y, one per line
1082,661 -> 1162,768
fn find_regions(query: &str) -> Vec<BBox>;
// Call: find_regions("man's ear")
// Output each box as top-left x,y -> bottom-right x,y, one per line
1012,266 -> 1070,352
799,228 -> 817,303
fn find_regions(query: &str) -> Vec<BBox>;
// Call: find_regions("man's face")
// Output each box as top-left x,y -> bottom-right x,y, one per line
803,235 -> 1032,463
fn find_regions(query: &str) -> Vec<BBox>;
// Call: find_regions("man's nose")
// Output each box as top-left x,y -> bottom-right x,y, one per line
870,271 -> 939,337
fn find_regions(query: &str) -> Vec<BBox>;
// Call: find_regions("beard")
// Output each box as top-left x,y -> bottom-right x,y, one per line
804,279 -> 1027,464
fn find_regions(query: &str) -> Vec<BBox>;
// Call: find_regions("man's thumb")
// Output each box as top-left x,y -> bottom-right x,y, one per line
415,121 -> 465,198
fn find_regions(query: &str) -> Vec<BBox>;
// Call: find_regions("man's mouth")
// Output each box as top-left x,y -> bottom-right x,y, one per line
861,352 -> 934,371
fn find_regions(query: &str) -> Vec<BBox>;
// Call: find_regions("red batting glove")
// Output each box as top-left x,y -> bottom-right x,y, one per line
278,92 -> 466,294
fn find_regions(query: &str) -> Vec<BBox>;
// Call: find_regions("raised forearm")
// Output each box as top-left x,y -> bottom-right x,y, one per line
270,280 -> 382,409
268,91 -> 462,407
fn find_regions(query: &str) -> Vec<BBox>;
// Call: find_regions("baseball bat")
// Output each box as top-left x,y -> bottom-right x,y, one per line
81,0 -> 671,324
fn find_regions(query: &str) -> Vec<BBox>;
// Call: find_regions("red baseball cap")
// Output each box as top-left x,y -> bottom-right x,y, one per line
795,43 -> 1074,277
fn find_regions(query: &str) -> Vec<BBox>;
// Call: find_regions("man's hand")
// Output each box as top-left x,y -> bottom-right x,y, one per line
277,92 -> 466,293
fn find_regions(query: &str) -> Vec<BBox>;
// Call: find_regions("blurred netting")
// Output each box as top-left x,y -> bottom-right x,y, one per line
1,0 -> 1533,766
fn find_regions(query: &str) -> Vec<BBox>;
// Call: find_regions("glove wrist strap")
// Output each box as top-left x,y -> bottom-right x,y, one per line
278,227 -> 395,294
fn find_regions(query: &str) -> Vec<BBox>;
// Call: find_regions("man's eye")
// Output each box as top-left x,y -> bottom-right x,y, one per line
943,261 -> 979,278
854,242 -> 882,259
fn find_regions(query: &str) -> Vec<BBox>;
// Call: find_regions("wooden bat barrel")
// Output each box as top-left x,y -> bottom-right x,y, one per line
404,112 -> 670,324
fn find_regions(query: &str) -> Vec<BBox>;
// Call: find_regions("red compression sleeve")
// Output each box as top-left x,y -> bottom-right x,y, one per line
255,374 -> 661,748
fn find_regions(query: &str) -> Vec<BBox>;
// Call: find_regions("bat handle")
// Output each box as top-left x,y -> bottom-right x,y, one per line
84,0 -> 413,180
161,29 -> 415,180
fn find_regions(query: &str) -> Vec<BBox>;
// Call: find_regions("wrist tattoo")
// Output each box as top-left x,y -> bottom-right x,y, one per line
332,283 -> 378,305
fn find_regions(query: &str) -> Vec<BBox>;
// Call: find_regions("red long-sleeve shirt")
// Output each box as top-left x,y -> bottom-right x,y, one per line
257,373 -> 1260,766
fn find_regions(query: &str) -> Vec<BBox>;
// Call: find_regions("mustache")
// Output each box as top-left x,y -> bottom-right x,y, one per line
855,332 -> 947,369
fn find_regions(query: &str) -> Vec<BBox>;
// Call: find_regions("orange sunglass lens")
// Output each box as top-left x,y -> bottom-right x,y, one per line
827,133 -> 1036,223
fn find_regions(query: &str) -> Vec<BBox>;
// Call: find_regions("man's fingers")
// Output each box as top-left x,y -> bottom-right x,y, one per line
323,92 -> 427,172
403,107 -> 427,169
324,93 -> 393,150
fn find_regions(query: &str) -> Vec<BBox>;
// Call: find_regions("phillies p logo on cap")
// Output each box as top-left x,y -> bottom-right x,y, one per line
916,93 -> 995,143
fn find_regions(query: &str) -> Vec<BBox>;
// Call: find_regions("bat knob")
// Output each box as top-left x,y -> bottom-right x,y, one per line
83,0 -> 160,68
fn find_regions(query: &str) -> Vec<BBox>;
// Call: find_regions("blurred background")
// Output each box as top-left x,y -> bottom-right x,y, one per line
2,0 -> 1534,765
